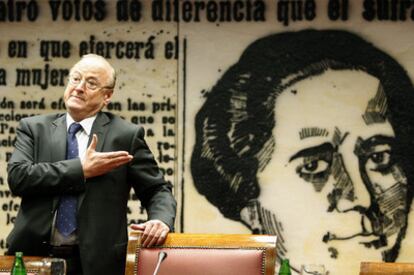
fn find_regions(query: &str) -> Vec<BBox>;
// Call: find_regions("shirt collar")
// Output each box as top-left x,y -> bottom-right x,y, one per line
66,113 -> 97,136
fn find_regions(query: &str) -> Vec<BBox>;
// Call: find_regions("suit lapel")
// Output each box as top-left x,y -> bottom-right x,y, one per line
78,112 -> 111,209
51,114 -> 67,162
88,112 -> 111,151
51,114 -> 68,210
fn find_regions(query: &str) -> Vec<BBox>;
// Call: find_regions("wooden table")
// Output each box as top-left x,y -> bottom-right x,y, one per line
0,255 -> 44,275
360,262 -> 414,275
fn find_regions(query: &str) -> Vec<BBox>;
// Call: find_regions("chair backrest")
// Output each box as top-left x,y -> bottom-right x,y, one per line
360,262 -> 414,275
125,231 -> 277,275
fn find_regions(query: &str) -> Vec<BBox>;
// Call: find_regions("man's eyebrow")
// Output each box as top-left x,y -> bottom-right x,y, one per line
299,127 -> 329,140
69,71 -> 98,80
289,142 -> 334,162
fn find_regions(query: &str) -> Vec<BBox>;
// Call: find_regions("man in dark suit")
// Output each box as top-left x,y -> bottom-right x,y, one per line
6,54 -> 176,274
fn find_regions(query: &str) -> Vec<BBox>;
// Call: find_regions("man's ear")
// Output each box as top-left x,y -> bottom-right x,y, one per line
103,90 -> 114,105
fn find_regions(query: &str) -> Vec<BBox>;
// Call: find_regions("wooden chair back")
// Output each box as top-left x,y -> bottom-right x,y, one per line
125,231 -> 277,275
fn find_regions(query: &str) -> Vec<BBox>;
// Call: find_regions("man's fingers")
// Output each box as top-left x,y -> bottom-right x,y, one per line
105,157 -> 133,170
130,224 -> 145,231
104,154 -> 133,166
141,223 -> 155,247
143,225 -> 159,248
99,151 -> 131,159
134,221 -> 170,248
93,151 -> 133,168
83,150 -> 132,178
156,230 -> 168,246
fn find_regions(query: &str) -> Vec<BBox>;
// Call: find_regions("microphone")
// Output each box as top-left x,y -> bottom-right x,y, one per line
152,251 -> 168,275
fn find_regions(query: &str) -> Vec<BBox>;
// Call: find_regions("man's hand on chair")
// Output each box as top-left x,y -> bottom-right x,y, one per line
130,220 -> 170,247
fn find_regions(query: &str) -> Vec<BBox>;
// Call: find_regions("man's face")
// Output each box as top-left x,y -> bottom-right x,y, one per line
64,57 -> 113,121
257,70 -> 408,272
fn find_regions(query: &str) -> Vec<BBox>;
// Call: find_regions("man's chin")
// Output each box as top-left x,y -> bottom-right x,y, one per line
66,102 -> 84,111
65,105 -> 86,119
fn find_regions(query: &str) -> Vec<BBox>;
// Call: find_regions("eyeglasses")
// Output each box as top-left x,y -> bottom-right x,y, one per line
68,72 -> 112,91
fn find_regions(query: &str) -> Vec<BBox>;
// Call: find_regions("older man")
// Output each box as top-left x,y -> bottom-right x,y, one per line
7,54 -> 176,274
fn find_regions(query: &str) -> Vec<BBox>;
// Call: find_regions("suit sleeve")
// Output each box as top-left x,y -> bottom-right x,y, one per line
7,119 -> 85,197
127,126 -> 177,231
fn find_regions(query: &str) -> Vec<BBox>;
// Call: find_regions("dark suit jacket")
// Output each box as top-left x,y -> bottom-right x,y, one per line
7,112 -> 176,275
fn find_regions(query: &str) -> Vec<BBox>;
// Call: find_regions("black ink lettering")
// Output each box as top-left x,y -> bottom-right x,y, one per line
145,36 -> 155,59
0,0 -> 38,21
362,0 -> 375,20
146,128 -> 154,137
106,101 -> 122,111
0,68 -> 6,85
277,0 -> 315,26
27,0 -> 38,21
151,0 -> 265,22
164,36 -> 178,59
48,0 -> 61,21
0,136 -> 16,147
15,65 -> 69,90
192,1 -> 205,21
79,35 -> 155,60
162,116 -> 175,124
40,40 -> 71,61
131,115 -> 154,124
328,0 -> 349,20
0,97 -> 14,109
50,97 -> 66,110
49,0 -> 106,21
0,122 -> 8,134
127,98 -> 146,111
362,0 -> 414,21
20,98 -> 46,110
82,0 -> 93,20
62,0 -> 73,20
8,40 -> 27,58
159,167 -> 174,176
94,0 -> 106,20
399,0 -> 411,20
304,0 -> 316,21
6,151 -> 12,161
151,0 -> 163,21
152,98 -> 176,113
162,125 -> 175,137
116,0 -> 141,21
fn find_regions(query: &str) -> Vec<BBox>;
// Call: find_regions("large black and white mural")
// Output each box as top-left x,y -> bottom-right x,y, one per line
190,29 -> 414,273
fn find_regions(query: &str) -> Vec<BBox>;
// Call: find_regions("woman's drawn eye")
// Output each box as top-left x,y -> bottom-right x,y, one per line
296,157 -> 331,184
356,137 -> 395,174
302,159 -> 330,173
302,160 -> 329,174
366,149 -> 392,172
289,143 -> 334,186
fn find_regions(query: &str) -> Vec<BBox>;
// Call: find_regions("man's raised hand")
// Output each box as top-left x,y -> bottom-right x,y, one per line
82,134 -> 133,179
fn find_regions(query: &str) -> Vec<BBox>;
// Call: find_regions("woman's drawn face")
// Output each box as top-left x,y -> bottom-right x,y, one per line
257,70 -> 408,272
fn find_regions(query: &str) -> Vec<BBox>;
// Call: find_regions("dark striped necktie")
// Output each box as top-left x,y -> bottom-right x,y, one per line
56,122 -> 82,237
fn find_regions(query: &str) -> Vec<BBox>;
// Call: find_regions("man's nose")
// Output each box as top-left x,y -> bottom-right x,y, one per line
73,78 -> 87,89
74,80 -> 86,92
335,153 -> 372,212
